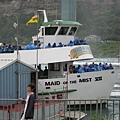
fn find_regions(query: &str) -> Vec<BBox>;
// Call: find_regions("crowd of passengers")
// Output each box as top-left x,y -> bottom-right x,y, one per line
0,39 -> 88,53
0,42 -> 41,53
45,39 -> 88,48
71,62 -> 114,73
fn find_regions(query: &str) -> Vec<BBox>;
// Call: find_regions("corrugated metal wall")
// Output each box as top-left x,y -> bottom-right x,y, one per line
0,63 -> 17,99
0,61 -> 35,103
18,62 -> 33,98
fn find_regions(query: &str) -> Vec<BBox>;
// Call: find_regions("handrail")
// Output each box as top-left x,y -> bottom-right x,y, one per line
0,98 -> 120,120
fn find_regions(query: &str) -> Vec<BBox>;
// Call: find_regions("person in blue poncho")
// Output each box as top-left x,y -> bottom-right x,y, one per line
98,63 -> 102,71
58,42 -> 63,47
105,63 -> 109,69
2,44 -> 9,52
91,65 -> 97,71
52,43 -> 56,48
78,65 -> 83,73
68,40 -> 74,46
109,63 -> 114,69
8,45 -> 12,51
83,63 -> 89,72
102,62 -> 109,70
74,39 -> 79,45
11,44 -> 17,50
26,41 -> 35,50
75,65 -> 80,73
45,43 -> 51,48
19,45 -> 24,50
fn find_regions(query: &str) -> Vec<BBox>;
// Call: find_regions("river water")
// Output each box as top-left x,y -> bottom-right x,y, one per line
78,58 -> 120,120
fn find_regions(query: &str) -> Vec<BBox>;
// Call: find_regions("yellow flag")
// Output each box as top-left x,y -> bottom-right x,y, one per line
26,15 -> 38,25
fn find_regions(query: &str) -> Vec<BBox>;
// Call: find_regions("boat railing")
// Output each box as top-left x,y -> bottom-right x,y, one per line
38,68 -> 120,80
0,98 -> 120,120
0,39 -> 89,54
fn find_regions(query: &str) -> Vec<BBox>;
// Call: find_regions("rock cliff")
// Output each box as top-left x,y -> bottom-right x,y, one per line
0,0 -> 119,18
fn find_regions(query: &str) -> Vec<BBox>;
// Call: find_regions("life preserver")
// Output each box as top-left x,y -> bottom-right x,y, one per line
69,65 -> 73,73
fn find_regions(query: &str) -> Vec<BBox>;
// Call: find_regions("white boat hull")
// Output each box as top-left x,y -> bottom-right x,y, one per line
38,69 -> 120,103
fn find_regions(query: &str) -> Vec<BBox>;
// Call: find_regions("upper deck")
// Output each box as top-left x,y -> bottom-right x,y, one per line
0,17 -> 93,64
0,45 -> 93,64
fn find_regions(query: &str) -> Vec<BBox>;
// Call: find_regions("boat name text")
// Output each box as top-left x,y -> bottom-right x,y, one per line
69,46 -> 92,59
95,76 -> 102,81
45,81 -> 60,86
79,78 -> 92,83
45,76 -> 102,86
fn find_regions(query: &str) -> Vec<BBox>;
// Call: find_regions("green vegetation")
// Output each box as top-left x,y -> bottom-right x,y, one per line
0,13 -> 43,45
77,9 -> 120,41
91,114 -> 104,120
91,113 -> 114,120
89,41 -> 120,58
0,8 -> 119,57
77,9 -> 120,57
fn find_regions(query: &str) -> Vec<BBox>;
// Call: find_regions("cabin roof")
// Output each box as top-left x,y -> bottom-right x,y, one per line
42,20 -> 82,26
0,59 -> 15,70
0,58 -> 36,71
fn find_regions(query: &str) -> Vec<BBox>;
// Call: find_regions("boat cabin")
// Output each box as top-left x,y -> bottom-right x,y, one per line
32,20 -> 82,48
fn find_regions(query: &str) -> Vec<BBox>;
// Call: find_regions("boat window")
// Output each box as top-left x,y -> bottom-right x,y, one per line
45,27 -> 58,35
42,28 -> 44,36
68,27 -> 77,35
58,27 -> 69,35
63,63 -> 67,71
49,63 -> 60,71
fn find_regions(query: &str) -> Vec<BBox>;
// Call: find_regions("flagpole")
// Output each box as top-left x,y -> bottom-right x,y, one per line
14,15 -> 19,98
16,16 -> 19,60
16,15 -> 19,98
35,10 -> 39,99
36,12 -> 38,68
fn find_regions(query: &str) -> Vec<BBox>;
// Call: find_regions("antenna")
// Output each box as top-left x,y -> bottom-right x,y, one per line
37,10 -> 48,22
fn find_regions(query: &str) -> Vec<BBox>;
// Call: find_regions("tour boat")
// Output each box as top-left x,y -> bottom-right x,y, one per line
0,10 -> 119,105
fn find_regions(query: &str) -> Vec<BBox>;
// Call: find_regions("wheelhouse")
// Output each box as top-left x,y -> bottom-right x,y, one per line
32,20 -> 82,48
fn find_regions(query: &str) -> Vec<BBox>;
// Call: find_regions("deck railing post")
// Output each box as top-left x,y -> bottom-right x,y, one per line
100,99 -> 102,120
42,99 -> 45,120
113,100 -> 114,120
96,100 -> 98,120
119,100 -> 120,120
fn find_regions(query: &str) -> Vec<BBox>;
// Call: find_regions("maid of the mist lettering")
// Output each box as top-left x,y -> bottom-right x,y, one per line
69,46 -> 92,59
